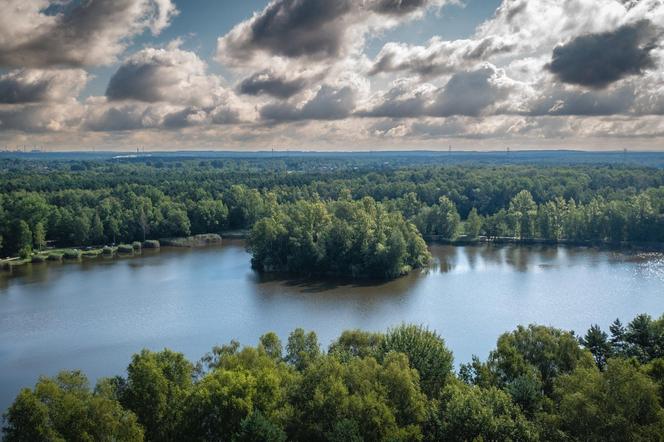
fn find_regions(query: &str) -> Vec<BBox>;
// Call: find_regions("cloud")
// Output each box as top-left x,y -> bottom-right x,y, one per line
369,36 -> 514,77
217,0 -> 449,65
0,69 -> 88,104
237,70 -> 309,98
0,0 -> 177,68
0,102 -> 84,132
362,65 -> 516,118
106,44 -> 227,107
547,19 -> 660,89
260,84 -> 357,122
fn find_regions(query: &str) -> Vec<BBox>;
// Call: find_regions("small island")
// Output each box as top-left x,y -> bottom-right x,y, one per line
248,196 -> 431,280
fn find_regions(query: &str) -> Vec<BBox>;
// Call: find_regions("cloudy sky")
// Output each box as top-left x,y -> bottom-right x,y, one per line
1,0 -> 663,151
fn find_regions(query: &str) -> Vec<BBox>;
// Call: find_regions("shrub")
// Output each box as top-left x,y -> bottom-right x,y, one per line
132,241 -> 142,250
30,255 -> 46,263
63,249 -> 81,260
142,240 -> 160,249
117,244 -> 134,254
102,246 -> 114,255
47,253 -> 63,261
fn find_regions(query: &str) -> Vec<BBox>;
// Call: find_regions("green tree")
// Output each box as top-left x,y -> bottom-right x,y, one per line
3,371 -> 143,442
438,381 -> 537,441
14,220 -> 32,256
286,328 -> 321,371
123,349 -> 194,442
509,190 -> 537,239
32,222 -> 46,252
581,324 -> 612,369
380,324 -> 453,398
464,207 -> 482,239
552,358 -> 664,441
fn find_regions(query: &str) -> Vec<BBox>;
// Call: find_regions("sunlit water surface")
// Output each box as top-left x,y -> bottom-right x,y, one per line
1,240 -> 663,410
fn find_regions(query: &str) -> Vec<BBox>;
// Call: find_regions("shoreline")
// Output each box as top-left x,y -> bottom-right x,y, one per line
3,233 -> 663,274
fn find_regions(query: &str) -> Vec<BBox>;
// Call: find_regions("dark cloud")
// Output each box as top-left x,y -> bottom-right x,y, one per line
0,69 -> 88,104
223,0 -> 354,60
546,20 -> 660,89
107,64 -> 164,102
528,85 -> 636,116
0,0 -> 177,68
370,0 -> 431,15
237,70 -> 308,98
218,0 -> 446,63
260,85 -> 356,122
105,46 -> 222,107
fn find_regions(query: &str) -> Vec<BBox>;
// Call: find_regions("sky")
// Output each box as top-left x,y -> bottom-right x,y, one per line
0,0 -> 663,152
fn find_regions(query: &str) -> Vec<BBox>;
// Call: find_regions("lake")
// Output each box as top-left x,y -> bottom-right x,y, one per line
1,240 -> 663,411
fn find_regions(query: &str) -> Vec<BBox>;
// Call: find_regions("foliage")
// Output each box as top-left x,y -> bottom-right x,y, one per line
379,324 -> 454,398
5,315 -> 664,441
249,197 -> 431,279
2,158 -> 663,258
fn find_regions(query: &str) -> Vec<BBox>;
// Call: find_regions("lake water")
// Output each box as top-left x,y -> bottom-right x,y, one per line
1,240 -> 663,411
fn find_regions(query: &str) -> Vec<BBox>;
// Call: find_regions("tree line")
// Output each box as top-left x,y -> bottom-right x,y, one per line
4,312 -> 664,441
1,159 -> 663,259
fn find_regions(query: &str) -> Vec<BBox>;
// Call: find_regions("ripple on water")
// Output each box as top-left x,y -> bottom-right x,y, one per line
636,253 -> 664,281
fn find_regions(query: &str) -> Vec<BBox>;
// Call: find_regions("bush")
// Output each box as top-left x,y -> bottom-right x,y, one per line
30,255 -> 46,263
117,244 -> 134,254
47,253 -> 63,261
132,241 -> 142,250
142,240 -> 160,249
18,246 -> 32,260
63,249 -> 81,260
101,246 -> 114,256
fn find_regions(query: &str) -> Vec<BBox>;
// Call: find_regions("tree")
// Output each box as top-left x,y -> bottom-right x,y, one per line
509,190 -> 537,239
552,358 -> 664,441
438,381 -> 537,441
14,220 -> 32,256
379,324 -> 453,398
91,211 -> 105,245
286,328 -> 320,371
580,324 -> 612,369
123,349 -> 194,441
32,222 -> 46,252
3,371 -> 143,442
464,207 -> 482,239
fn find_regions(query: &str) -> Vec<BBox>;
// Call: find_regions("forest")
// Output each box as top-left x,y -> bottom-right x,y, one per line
1,155 -> 664,278
4,312 -> 664,441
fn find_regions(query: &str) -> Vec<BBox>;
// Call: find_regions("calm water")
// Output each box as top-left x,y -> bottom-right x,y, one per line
1,240 -> 663,411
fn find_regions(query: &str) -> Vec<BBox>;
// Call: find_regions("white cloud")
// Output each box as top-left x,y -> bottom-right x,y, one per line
0,0 -> 177,68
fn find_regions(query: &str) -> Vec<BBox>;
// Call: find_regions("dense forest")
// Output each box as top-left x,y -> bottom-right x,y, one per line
4,312 -> 664,441
1,155 -> 664,277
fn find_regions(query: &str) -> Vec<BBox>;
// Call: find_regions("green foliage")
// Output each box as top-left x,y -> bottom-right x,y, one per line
286,328 -> 321,371
414,196 -> 461,239
4,316 -> 664,442
380,324 -> 454,398
551,358 -> 664,441
122,349 -> 194,442
2,159 -> 664,257
464,207 -> 482,239
249,197 -> 431,279
117,244 -> 134,254
481,324 -> 594,415
437,381 -> 538,441
2,371 -> 143,442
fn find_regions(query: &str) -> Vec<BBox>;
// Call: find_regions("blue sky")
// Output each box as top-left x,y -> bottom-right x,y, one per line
0,0 -> 663,151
